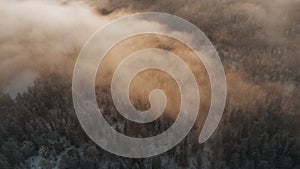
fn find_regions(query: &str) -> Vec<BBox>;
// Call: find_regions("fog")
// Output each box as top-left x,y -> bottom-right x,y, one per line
0,0 -> 106,96
0,0 -> 298,118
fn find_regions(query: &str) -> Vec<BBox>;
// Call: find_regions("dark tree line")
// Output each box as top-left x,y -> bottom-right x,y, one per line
0,73 -> 299,169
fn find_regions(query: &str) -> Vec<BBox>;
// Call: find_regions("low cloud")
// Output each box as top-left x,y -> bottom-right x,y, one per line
0,0 -> 298,120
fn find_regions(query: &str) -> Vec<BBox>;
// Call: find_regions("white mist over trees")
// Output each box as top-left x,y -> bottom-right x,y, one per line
0,0 -> 299,168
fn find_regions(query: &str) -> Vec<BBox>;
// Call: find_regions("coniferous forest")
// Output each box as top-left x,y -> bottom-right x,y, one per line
0,0 -> 299,168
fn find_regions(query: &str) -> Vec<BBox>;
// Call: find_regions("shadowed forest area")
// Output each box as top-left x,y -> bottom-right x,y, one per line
0,0 -> 299,168
0,73 -> 298,168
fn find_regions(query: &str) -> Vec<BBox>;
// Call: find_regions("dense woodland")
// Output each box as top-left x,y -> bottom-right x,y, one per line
0,73 -> 298,168
0,0 -> 299,168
